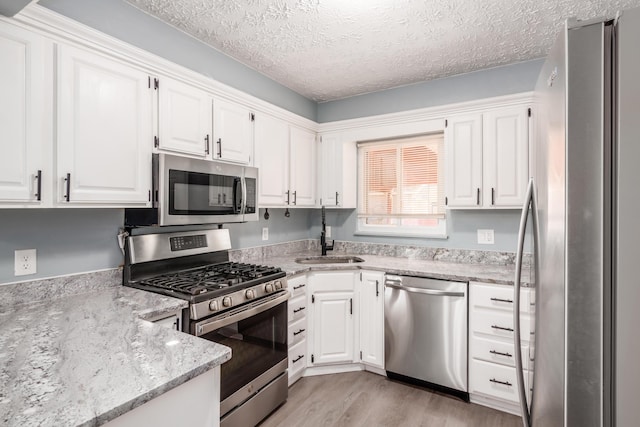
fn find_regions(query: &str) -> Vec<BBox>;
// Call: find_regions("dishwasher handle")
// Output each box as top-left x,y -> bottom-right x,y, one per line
385,282 -> 465,297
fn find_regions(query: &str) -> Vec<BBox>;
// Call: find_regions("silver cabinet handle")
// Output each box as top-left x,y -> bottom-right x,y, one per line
491,187 -> 495,205
490,349 -> 513,358
514,177 -> 539,427
335,191 -> 339,205
34,170 -> 42,201
477,187 -> 480,205
293,284 -> 306,290
293,306 -> 305,313
491,324 -> 514,332
217,138 -> 222,157
292,190 -> 297,205
376,280 -> 379,297
285,190 -> 290,205
205,134 -> 210,154
490,378 -> 512,387
491,297 -> 513,303
64,173 -> 71,202
385,282 -> 464,297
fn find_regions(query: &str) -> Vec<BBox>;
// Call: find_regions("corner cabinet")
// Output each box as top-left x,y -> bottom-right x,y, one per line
56,44 -> 152,205
308,271 -> 357,366
254,113 -> 316,208
445,106 -> 529,209
0,22 -> 51,205
318,133 -> 357,208
358,271 -> 385,369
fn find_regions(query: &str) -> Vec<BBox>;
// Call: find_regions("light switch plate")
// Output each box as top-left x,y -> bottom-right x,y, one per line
15,249 -> 37,276
262,227 -> 269,241
477,229 -> 495,245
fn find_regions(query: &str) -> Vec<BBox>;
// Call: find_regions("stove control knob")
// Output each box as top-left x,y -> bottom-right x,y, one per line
265,283 -> 274,293
245,289 -> 255,300
209,300 -> 219,312
222,296 -> 233,308
274,280 -> 283,290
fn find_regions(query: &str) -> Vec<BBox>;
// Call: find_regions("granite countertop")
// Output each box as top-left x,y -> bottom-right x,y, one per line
255,252 -> 531,286
0,285 -> 231,427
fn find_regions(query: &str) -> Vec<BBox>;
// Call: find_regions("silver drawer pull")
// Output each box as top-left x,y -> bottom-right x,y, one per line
490,378 -> 512,387
491,324 -> 514,332
292,355 -> 304,363
293,328 -> 306,336
293,284 -> 306,290
490,297 -> 513,303
489,349 -> 513,358
293,307 -> 305,313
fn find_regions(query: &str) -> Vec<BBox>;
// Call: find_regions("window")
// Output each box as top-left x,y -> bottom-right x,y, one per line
357,133 -> 446,237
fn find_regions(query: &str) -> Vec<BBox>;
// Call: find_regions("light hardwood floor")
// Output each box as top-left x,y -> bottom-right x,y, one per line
259,372 -> 521,427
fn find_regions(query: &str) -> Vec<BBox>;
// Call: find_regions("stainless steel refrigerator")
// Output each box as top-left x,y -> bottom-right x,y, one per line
512,8 -> 640,427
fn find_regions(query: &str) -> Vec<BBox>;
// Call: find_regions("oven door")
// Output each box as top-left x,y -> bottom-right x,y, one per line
193,291 -> 289,418
157,153 -> 247,225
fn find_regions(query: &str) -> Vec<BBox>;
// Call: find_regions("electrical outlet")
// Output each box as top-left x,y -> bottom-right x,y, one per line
262,227 -> 269,241
326,225 -> 332,238
477,229 -> 495,245
15,249 -> 37,276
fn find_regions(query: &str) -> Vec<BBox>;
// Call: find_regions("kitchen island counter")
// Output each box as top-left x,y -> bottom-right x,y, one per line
0,280 -> 231,427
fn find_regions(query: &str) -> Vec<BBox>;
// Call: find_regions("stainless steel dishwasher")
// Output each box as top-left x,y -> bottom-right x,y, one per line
384,274 -> 468,399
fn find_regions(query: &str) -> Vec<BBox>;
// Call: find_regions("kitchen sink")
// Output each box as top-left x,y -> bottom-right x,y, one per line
294,256 -> 365,264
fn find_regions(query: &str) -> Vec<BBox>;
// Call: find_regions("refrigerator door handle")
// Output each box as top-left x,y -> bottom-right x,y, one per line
514,177 -> 538,427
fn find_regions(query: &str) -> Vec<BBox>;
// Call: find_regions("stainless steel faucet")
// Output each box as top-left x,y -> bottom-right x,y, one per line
321,206 -> 334,256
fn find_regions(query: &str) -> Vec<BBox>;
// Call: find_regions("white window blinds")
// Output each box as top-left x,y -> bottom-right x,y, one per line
358,133 -> 445,229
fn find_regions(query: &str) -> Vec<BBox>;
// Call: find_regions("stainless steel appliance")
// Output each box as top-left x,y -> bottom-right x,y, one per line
513,8 -> 640,427
384,275 -> 468,399
123,228 -> 289,427
125,153 -> 258,226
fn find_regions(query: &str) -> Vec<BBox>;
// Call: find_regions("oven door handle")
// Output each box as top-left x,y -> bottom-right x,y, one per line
195,291 -> 290,336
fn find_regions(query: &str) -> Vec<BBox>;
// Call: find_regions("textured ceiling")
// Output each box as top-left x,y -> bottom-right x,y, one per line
125,0 -> 640,102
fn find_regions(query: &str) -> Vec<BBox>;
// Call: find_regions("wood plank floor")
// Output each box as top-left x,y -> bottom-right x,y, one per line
259,372 -> 522,427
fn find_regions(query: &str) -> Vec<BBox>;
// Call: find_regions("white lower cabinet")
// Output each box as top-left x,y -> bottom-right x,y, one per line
287,274 -> 308,385
469,281 -> 534,415
358,270 -> 385,369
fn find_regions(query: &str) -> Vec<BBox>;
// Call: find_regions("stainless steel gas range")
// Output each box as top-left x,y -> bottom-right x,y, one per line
123,228 -> 289,427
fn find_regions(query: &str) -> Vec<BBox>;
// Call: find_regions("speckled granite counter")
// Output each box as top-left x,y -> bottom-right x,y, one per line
0,280 -> 231,427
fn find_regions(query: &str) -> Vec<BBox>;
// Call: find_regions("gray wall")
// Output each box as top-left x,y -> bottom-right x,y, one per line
317,59 -> 544,122
37,0 -> 317,121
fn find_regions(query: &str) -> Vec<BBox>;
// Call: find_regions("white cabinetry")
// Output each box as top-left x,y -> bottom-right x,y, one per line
469,281 -> 534,415
358,270 -> 384,369
0,22 -> 51,205
254,114 -> 316,208
445,106 -> 529,209
158,77 -> 211,157
287,275 -> 308,385
212,99 -> 253,164
318,133 -> 357,208
308,271 -> 357,366
57,44 -> 152,205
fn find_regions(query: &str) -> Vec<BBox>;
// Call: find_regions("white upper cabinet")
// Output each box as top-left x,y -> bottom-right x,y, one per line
482,107 -> 529,207
212,98 -> 253,164
289,126 -> 316,207
254,113 -> 289,206
0,22 -> 51,205
57,44 -> 152,205
445,114 -> 483,208
158,77 -> 211,157
318,133 -> 357,209
254,114 -> 316,208
445,106 -> 529,209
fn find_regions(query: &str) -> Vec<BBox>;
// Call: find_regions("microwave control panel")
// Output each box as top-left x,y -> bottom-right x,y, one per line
170,235 -> 208,251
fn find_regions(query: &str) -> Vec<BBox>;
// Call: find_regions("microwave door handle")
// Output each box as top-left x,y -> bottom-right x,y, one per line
241,176 -> 247,217
233,177 -> 242,214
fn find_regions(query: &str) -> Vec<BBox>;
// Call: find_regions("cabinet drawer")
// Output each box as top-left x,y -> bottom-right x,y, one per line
471,335 -> 528,368
470,359 -> 527,403
288,294 -> 307,322
471,310 -> 532,342
471,282 -> 532,313
289,339 -> 307,378
288,316 -> 307,347
288,275 -> 307,298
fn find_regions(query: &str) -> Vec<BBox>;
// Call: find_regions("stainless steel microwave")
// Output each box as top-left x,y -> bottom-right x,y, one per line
125,153 -> 258,226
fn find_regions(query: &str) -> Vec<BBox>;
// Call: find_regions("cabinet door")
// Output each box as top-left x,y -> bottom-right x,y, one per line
289,126 -> 316,207
212,99 -> 252,164
319,134 -> 341,207
254,114 -> 289,206
445,114 -> 483,207
312,292 -> 354,365
57,45 -> 152,204
158,77 -> 211,157
483,107 -> 529,207
359,271 -> 384,368
0,23 -> 49,204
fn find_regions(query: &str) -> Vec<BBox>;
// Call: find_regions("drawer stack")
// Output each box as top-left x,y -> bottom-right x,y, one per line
469,281 -> 535,415
287,274 -> 308,385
